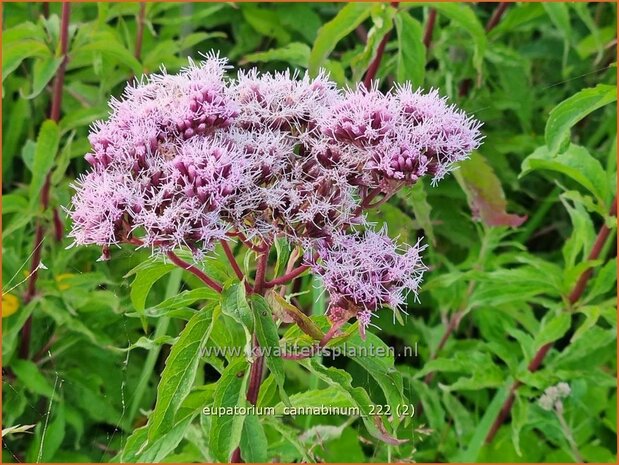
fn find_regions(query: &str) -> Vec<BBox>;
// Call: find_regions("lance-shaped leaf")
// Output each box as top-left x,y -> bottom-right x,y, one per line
147,307 -> 216,442
250,294 -> 291,406
208,358 -> 250,462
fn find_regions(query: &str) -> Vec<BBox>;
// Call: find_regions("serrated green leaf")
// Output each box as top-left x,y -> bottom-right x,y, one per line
208,358 -> 250,462
534,312 -> 571,351
545,84 -> 617,155
521,144 -> 610,207
147,308 -> 215,442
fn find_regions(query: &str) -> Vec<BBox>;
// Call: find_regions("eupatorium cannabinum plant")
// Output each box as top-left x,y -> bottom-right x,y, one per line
67,54 -> 481,453
68,53 -> 481,335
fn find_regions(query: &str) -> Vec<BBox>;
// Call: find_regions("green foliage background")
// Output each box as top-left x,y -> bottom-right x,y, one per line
2,2 -> 617,463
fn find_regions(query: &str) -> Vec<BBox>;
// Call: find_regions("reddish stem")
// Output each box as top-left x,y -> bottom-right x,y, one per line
246,336 -> 265,406
220,239 -> 245,282
52,208 -> 64,242
485,196 -> 617,443
20,5 -> 71,359
264,264 -> 310,288
166,251 -> 223,293
253,247 -> 269,295
485,2 -> 509,32
423,9 -> 437,48
363,31 -> 392,89
422,311 -> 464,384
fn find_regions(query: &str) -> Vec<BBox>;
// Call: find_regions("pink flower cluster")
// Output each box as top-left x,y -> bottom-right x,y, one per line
68,54 -> 481,330
308,230 -> 427,336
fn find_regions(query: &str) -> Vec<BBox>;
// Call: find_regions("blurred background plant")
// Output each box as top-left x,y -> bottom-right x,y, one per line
2,2 -> 617,463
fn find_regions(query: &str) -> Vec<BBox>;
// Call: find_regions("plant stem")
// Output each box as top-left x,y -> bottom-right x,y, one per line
423,8 -> 437,48
485,2 -> 509,32
134,3 -> 146,60
485,196 -> 617,443
265,264 -> 310,288
20,3 -> 71,360
166,251 -> 223,293
220,239 -> 246,283
253,246 -> 269,295
556,407 -> 584,462
362,2 -> 399,89
363,31 -> 392,89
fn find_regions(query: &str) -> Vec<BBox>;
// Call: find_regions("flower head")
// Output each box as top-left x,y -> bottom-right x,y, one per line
321,84 -> 397,147
308,229 -> 427,335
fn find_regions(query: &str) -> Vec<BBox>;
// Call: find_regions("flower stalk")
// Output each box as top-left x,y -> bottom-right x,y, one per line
20,3 -> 71,359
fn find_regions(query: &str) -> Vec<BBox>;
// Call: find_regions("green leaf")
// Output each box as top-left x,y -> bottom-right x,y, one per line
456,152 -> 526,227
239,415 -> 268,462
545,84 -> 617,156
309,3 -> 374,75
301,358 -> 406,446
242,43 -> 311,68
128,270 -> 182,424
560,195 -> 596,269
152,287 -> 219,313
22,56 -> 63,99
334,332 -> 406,422
250,294 -> 290,406
2,39 -> 50,81
456,382 -> 512,462
128,261 -> 175,315
29,120 -> 60,208
147,308 -> 215,442
26,405 -> 65,463
2,97 -> 29,180
72,38 -> 143,75
511,395 -> 529,456
533,312 -> 571,351
240,4 -> 291,45
221,282 -> 254,333
121,386 -> 214,462
208,358 -> 250,462
521,144 -> 610,206
427,3 -> 487,73
274,387 -> 354,412
394,11 -> 425,88
10,359 -> 59,400
350,4 -> 395,82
